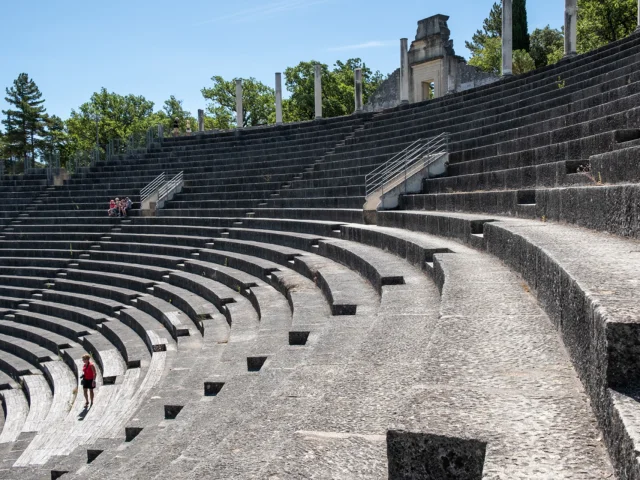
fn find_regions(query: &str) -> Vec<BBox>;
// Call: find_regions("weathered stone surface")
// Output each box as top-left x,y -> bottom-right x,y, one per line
387,431 -> 486,480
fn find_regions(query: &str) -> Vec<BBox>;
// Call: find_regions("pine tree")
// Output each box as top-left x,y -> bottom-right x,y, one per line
1,73 -> 47,170
40,114 -> 69,166
465,3 -> 502,58
513,0 -> 530,51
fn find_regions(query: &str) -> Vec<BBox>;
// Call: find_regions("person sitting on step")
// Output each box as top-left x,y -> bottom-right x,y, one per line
119,197 -> 128,217
113,198 -> 121,217
125,196 -> 132,215
81,354 -> 97,408
108,199 -> 117,217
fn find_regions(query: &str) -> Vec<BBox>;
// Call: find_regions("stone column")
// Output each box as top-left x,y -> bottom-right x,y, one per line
275,72 -> 283,125
565,0 -> 577,57
637,0 -> 640,31
354,68 -> 363,112
197,109 -> 204,132
502,0 -> 513,76
314,64 -> 322,119
236,79 -> 243,128
399,38 -> 410,103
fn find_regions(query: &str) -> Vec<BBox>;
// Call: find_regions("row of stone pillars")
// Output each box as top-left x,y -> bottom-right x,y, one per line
231,67 -> 365,128
502,0 -> 640,76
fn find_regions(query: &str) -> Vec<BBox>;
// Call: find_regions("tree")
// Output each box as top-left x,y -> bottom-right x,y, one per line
513,49 -> 536,74
466,1 -> 532,73
1,73 -> 48,169
40,114 -> 69,165
0,130 -> 6,160
513,0 -> 530,51
465,2 -> 502,61
326,59 -> 384,111
529,26 -> 565,68
283,59 -> 383,122
66,88 -> 157,158
468,36 -> 502,75
158,96 -> 196,134
577,0 -> 638,53
201,77 -> 274,129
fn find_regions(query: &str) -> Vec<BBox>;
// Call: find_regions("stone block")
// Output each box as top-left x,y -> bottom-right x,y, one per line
386,430 -> 487,480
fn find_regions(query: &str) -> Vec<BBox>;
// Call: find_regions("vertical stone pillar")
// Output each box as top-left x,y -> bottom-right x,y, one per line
502,0 -> 513,76
275,72 -> 283,125
314,64 -> 322,119
637,0 -> 640,31
236,79 -> 243,128
565,0 -> 577,57
399,38 -> 410,103
354,68 -> 363,113
197,109 -> 204,132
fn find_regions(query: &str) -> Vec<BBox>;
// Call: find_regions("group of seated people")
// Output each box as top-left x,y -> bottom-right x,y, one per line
108,197 -> 132,217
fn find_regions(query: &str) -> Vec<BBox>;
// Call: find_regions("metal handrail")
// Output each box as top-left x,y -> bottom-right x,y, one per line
158,171 -> 184,202
140,172 -> 165,203
365,133 -> 449,197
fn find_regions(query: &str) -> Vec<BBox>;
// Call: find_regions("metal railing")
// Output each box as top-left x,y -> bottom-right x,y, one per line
365,132 -> 449,197
140,172 -> 166,205
158,171 -> 184,202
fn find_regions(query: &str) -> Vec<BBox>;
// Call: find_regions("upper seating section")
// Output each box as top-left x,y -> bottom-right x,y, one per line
12,32 -> 640,231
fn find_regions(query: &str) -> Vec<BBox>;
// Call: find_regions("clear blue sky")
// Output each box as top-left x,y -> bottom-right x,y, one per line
0,0 -> 564,126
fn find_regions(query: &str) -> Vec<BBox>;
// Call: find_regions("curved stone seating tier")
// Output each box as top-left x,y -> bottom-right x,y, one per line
72,240 -> 319,338
0,370 -> 17,390
133,295 -> 194,339
0,350 -> 39,380
160,207 -> 365,223
0,334 -> 57,367
0,320 -> 77,354
203,239 -> 378,315
64,269 -> 156,294
20,374 -> 53,433
0,389 -> 29,444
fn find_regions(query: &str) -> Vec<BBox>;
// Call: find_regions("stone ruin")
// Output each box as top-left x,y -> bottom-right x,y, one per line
365,14 -> 499,112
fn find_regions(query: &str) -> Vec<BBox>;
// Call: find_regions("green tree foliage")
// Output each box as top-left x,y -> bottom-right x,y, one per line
0,130 -> 6,155
577,0 -> 638,53
283,59 -> 383,122
66,88 -> 157,154
513,0 -> 530,51
465,2 -> 502,62
40,114 -> 70,165
201,77 -> 275,129
467,1 -> 532,73
468,36 -> 502,75
529,26 -> 565,68
0,130 -> 7,169
513,49 -> 536,74
1,73 -> 48,167
157,95 -> 196,134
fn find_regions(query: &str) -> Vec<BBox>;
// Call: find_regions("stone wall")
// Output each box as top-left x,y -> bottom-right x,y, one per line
457,61 -> 500,91
363,68 -> 401,113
